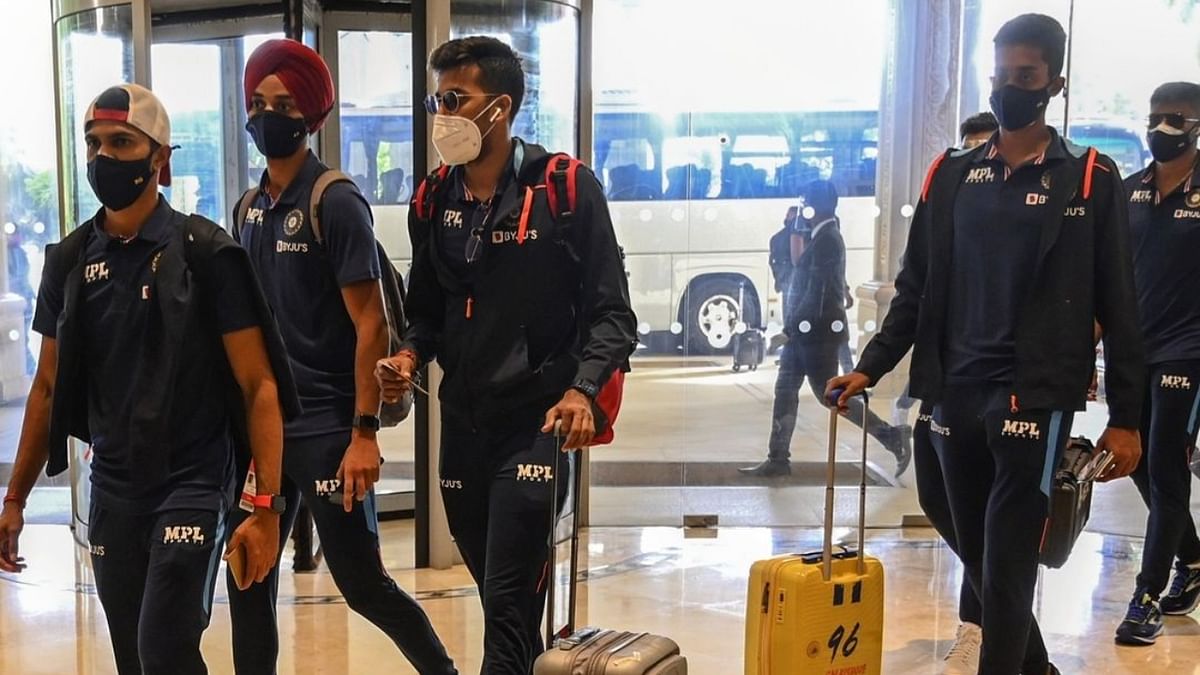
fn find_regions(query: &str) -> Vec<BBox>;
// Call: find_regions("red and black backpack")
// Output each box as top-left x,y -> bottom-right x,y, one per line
412,154 -> 626,446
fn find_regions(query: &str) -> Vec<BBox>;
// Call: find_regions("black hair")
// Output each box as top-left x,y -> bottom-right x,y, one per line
1150,82 -> 1200,113
959,111 -> 999,139
994,13 -> 1067,79
803,179 -> 839,215
430,36 -> 526,118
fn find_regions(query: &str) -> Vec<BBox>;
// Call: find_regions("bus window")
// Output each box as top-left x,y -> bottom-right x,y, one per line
663,135 -> 722,199
600,137 -> 658,201
726,134 -> 789,199
1068,122 -> 1149,178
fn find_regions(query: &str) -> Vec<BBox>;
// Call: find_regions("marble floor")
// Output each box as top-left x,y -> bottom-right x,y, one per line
1,521 -> 1198,674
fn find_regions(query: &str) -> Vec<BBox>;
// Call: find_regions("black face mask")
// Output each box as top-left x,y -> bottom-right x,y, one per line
989,85 -> 1051,131
87,153 -> 157,212
1148,127 -> 1197,163
245,111 -> 308,158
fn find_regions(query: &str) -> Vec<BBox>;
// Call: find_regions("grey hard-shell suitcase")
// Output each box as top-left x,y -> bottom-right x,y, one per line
532,426 -> 688,675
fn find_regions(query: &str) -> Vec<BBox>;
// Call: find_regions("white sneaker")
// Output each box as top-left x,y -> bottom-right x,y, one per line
942,622 -> 982,675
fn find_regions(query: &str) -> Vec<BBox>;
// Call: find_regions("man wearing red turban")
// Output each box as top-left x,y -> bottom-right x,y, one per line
227,39 -> 457,675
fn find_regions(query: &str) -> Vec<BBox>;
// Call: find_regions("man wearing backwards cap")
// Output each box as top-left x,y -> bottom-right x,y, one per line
228,39 -> 457,675
0,83 -> 299,675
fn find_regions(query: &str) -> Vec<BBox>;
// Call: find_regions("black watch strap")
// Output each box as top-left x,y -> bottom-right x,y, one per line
570,380 -> 599,400
353,413 -> 382,431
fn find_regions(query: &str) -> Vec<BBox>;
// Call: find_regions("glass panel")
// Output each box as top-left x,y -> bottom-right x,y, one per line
56,5 -> 135,228
2,1 -> 61,381
450,0 -> 580,155
592,0 -> 887,526
242,32 -> 286,191
151,42 -> 226,224
338,30 -> 415,205
335,28 -> 416,471
1066,0 -> 1198,177
1,0 -> 66,520
54,3 -> 135,543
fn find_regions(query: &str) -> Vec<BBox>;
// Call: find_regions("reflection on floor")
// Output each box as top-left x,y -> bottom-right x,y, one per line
2,522 -> 1198,674
10,356 -> 1197,532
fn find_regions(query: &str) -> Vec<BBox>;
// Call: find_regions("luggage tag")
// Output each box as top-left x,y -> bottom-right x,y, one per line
238,461 -> 257,513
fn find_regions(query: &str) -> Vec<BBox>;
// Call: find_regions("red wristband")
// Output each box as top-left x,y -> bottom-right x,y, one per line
3,494 -> 25,509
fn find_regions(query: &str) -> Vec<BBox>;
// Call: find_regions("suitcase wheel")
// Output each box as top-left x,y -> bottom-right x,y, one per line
733,364 -> 742,373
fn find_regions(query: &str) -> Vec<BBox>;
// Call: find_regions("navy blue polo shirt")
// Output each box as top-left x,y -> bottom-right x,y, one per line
32,197 -> 260,513
944,133 -> 1068,383
1127,158 -> 1200,364
239,152 -> 380,437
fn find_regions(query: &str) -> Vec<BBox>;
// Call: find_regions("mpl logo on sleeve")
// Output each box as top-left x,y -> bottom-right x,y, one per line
1001,419 -> 1041,440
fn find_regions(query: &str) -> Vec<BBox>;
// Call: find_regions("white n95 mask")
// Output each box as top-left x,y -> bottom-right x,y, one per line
432,98 -> 504,166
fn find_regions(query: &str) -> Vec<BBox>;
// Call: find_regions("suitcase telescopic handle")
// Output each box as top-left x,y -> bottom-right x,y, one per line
545,420 -> 583,648
823,388 -> 869,581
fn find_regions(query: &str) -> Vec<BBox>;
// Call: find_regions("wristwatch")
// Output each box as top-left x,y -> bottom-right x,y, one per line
569,379 -> 599,400
352,413 -> 382,432
251,494 -> 287,514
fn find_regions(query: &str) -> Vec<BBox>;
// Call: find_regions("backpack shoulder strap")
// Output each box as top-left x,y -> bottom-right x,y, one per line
413,164 -> 452,222
182,214 -> 223,273
1082,147 -> 1100,200
233,187 -> 259,243
919,148 -> 955,203
309,169 -> 357,246
52,224 -> 91,271
544,153 -> 584,224
1059,138 -> 1104,201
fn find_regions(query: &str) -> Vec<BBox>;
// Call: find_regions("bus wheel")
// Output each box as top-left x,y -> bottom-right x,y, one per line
685,278 -> 758,355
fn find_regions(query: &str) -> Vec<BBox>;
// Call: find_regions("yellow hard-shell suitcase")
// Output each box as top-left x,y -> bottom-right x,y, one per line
745,393 -> 885,675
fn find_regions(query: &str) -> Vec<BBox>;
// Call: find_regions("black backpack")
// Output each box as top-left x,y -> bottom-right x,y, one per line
234,170 -> 412,426
768,226 -> 792,293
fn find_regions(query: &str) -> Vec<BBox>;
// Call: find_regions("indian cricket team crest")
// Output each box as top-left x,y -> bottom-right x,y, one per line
1187,189 -> 1200,209
1041,171 -> 1052,191
283,209 -> 304,237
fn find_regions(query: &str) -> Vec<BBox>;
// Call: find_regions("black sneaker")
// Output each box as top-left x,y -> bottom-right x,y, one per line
1160,561 -> 1200,616
1115,590 -> 1164,646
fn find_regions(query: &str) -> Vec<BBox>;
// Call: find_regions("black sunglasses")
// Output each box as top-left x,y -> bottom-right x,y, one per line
424,91 -> 494,115
1148,112 -> 1200,130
